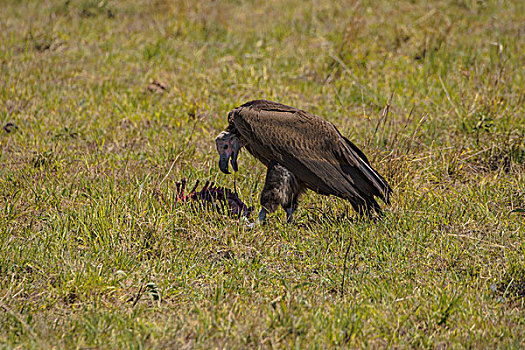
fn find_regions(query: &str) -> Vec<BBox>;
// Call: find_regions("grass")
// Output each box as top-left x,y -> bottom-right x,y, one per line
0,0 -> 524,348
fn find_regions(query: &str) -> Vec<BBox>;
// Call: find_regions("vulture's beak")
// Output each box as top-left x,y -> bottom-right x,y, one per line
219,154 -> 231,174
230,147 -> 239,172
216,131 -> 240,174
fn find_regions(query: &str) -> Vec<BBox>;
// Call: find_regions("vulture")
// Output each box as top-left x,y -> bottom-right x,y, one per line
215,100 -> 392,223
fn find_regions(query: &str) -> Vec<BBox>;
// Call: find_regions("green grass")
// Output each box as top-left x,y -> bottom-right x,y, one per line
1,0 -> 524,348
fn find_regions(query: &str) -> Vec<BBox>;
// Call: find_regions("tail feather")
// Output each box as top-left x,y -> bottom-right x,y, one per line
342,137 -> 392,204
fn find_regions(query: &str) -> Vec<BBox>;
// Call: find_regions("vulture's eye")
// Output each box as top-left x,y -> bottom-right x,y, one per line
223,145 -> 228,150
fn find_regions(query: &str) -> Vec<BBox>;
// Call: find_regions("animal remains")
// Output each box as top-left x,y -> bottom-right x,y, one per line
170,178 -> 251,218
215,100 -> 392,223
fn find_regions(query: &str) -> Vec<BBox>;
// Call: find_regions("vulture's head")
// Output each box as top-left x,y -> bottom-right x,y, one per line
215,131 -> 241,174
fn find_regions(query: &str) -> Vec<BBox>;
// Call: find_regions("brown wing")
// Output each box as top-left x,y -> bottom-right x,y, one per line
230,100 -> 392,206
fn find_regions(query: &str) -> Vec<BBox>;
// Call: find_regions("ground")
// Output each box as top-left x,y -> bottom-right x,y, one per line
0,0 -> 524,348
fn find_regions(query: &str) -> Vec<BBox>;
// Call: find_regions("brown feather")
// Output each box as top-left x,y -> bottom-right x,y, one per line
224,100 -> 392,216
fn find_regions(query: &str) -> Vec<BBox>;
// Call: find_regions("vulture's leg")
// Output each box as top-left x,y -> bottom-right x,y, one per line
258,162 -> 284,223
257,209 -> 267,223
284,182 -> 306,223
285,208 -> 294,223
260,162 -> 304,223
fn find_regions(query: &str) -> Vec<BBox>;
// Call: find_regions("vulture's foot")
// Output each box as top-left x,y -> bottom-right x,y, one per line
257,209 -> 267,223
285,208 -> 294,223
241,216 -> 257,229
243,209 -> 267,229
245,208 -> 299,226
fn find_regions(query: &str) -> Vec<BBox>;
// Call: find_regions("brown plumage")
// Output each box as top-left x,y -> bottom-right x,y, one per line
215,100 -> 392,223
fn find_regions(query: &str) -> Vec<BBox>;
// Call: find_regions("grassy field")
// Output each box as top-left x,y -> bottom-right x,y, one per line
1,0 -> 524,348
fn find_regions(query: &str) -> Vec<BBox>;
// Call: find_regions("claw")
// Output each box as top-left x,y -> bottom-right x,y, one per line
241,216 -> 257,229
